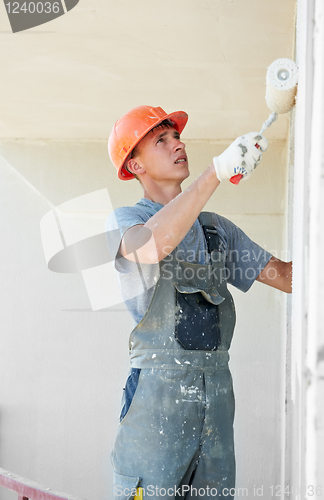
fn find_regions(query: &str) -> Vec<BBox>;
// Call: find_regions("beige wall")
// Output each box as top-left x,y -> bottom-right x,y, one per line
0,0 -> 296,141
0,137 -> 289,498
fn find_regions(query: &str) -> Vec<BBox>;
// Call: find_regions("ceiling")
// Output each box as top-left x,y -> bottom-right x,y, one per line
0,0 -> 296,140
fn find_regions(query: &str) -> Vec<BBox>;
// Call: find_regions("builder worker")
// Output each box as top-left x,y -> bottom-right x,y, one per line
106,105 -> 292,500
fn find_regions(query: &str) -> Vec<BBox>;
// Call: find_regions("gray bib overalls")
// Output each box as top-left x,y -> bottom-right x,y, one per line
112,212 -> 236,500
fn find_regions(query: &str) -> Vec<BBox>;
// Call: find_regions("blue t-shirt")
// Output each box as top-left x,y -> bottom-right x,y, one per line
105,198 -> 272,325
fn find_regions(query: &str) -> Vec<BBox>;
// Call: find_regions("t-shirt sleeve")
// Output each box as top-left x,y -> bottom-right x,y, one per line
105,205 -> 152,273
213,214 -> 273,292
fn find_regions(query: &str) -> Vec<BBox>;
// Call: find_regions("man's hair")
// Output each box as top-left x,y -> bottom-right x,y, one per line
125,119 -> 175,182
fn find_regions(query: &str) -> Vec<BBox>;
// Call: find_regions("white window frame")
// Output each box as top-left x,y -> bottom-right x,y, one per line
286,0 -> 324,497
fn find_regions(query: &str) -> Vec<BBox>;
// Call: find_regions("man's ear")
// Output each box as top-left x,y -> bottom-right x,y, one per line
126,159 -> 146,175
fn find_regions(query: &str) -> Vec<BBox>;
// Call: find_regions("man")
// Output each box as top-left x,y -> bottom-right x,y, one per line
106,105 -> 292,500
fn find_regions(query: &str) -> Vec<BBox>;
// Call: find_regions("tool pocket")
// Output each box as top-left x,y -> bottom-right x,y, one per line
175,290 -> 220,350
120,368 -> 141,422
113,471 -> 142,499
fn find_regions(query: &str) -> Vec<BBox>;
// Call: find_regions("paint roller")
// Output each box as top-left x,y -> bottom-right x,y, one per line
230,57 -> 299,184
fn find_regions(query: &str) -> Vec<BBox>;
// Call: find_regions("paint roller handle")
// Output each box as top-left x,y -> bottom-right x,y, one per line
229,143 -> 261,185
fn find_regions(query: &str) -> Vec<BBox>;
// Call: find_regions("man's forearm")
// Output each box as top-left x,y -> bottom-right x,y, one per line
121,131 -> 268,264
256,257 -> 292,293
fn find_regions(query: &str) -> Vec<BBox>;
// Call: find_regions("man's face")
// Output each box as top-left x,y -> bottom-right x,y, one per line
132,125 -> 189,182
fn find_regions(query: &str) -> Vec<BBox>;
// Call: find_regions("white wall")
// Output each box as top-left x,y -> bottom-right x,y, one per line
0,137 -> 289,499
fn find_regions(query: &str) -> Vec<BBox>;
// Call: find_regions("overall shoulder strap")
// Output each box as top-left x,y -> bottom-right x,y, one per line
198,211 -> 221,253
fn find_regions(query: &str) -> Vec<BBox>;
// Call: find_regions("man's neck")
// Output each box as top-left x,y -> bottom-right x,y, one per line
142,182 -> 182,206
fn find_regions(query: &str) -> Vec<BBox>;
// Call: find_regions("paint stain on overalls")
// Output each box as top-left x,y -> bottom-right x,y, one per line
112,213 -> 236,500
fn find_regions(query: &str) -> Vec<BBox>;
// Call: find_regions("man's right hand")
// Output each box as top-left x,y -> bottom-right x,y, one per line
213,132 -> 268,183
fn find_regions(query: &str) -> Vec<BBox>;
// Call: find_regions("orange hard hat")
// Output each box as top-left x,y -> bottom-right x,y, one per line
108,105 -> 188,180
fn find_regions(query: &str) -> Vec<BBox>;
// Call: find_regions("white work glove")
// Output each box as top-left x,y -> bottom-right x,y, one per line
213,132 -> 268,182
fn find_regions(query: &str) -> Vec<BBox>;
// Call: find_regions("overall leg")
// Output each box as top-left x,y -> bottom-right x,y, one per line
112,368 -> 207,500
183,369 -> 236,499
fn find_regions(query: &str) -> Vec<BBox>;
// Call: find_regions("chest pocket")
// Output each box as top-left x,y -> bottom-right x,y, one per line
175,289 -> 220,350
